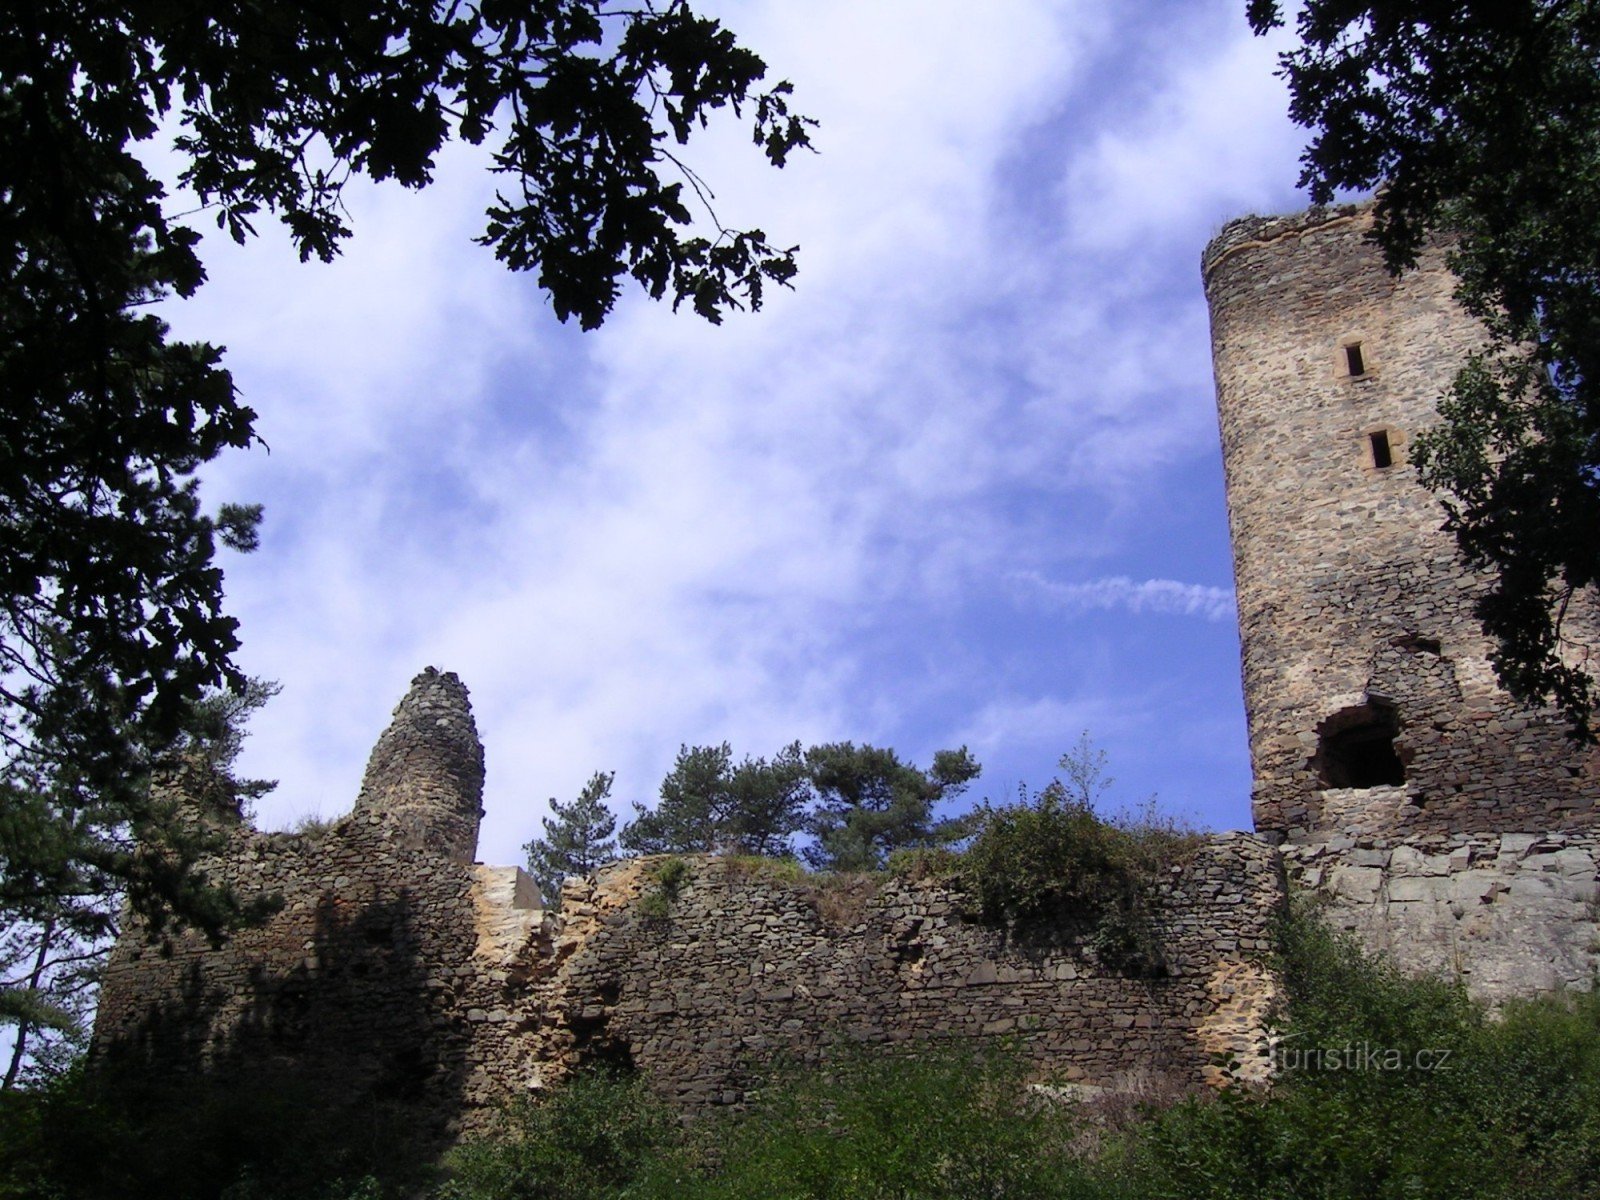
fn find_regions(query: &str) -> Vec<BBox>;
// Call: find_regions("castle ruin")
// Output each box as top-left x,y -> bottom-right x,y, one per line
92,203 -> 1600,1139
1203,204 -> 1600,997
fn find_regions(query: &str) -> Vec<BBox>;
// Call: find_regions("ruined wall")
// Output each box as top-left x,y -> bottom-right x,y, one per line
94,669 -> 536,1145
94,668 -> 1286,1130
521,835 -> 1283,1108
1204,205 -> 1597,841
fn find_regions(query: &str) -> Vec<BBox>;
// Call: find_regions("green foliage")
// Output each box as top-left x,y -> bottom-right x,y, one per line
653,856 -> 692,897
636,855 -> 693,921
720,854 -> 807,885
1,678 -> 279,1090
885,845 -> 964,880
9,1 -> 813,333
1131,907 -> 1600,1199
622,741 -> 809,857
441,1070 -> 682,1200
802,742 -> 981,872
646,1048 -> 1102,1200
1250,0 -> 1600,737
1,0 -> 810,980
960,736 -> 1194,976
620,740 -> 980,869
524,771 -> 618,907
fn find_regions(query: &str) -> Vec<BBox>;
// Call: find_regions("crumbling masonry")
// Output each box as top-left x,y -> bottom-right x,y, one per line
95,668 -> 1281,1141
93,203 -> 1600,1140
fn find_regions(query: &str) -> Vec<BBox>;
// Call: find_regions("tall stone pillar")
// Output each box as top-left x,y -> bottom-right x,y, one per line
353,667 -> 486,862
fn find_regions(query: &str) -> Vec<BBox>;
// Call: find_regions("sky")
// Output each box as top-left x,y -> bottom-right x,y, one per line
158,0 -> 1315,868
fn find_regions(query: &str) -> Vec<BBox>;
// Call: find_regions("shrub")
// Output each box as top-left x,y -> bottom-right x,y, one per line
635,855 -> 692,921
720,855 -> 807,885
884,846 -> 963,881
440,1070 -> 682,1200
640,1047 -> 1105,1200
653,855 -> 691,897
959,783 -> 1194,975
1129,906 -> 1600,1199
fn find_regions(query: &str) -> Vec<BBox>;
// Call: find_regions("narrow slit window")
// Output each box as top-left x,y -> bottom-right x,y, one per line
1345,342 -> 1367,376
1369,430 -> 1394,469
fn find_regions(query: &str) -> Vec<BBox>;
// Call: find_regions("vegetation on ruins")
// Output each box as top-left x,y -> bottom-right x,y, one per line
635,854 -> 692,921
1251,0 -> 1600,738
960,734 -> 1198,976
6,902 -> 1600,1197
612,733 -> 1190,953
620,741 -> 810,858
523,770 -> 618,906
801,742 -> 981,872
0,0 -> 811,960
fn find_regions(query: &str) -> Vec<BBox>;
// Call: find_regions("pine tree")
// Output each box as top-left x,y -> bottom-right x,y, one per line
803,744 -> 981,872
619,743 -> 810,858
524,772 -> 618,907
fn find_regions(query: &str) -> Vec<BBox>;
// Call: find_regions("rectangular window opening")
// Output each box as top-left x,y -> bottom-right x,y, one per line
1345,343 -> 1367,376
1369,430 -> 1394,469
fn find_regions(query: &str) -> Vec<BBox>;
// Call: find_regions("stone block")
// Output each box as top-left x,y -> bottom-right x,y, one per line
1328,865 -> 1384,902
1386,877 -> 1448,903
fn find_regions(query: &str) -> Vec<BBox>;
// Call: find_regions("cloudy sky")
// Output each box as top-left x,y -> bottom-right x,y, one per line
160,0 -> 1315,867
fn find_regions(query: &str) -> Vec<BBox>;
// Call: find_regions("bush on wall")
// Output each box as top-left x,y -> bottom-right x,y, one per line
959,746 -> 1197,977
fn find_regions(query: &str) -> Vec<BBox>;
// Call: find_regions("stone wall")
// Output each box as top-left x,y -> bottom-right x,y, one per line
522,836 -> 1283,1108
1284,832 -> 1599,1004
94,670 -> 534,1146
93,669 -> 1286,1132
1203,205 -> 1597,842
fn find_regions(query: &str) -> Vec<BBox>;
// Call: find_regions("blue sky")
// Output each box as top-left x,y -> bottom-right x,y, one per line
162,0 -> 1314,868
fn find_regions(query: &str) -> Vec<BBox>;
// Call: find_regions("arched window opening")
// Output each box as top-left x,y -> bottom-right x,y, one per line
1313,703 -> 1405,789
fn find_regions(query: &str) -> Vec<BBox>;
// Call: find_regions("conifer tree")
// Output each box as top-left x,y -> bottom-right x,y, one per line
803,744 -> 981,872
619,742 -> 809,857
524,772 -> 618,906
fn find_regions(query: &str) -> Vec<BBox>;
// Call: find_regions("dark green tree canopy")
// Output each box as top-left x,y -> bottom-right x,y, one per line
1,678 -> 277,1088
1250,0 -> 1600,735
620,741 -> 808,858
1,0 -> 811,945
16,0 -> 813,331
802,743 -> 980,872
616,739 -> 978,867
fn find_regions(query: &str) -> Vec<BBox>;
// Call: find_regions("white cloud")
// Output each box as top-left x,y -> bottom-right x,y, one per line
1011,570 -> 1237,622
144,1 -> 1306,863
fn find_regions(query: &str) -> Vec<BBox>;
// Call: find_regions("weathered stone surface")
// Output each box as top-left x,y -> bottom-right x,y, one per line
1205,205 -> 1600,1004
1204,206 -> 1599,843
1283,834 -> 1600,1004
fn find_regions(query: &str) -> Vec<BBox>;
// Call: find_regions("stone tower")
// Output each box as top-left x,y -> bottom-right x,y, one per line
352,666 -> 486,862
1202,204 -> 1595,843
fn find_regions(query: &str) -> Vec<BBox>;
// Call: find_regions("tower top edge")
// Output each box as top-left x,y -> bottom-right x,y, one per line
1201,200 -> 1374,285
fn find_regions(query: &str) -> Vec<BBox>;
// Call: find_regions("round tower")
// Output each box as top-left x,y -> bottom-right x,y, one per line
352,667 -> 486,862
1203,205 -> 1594,841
